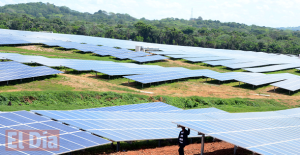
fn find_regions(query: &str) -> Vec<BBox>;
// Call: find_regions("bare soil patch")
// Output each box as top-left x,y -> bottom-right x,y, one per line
58,74 -> 138,93
103,141 -> 250,155
17,45 -> 73,54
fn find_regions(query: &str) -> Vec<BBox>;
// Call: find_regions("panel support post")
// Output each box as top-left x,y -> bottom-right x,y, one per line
95,72 -> 97,77
239,82 -> 240,87
117,142 -> 120,152
274,86 -> 275,92
234,145 -> 237,155
190,138 -> 192,144
253,85 -> 254,89
128,79 -> 129,85
289,91 -> 290,95
7,81 -> 8,85
158,140 -> 161,147
201,134 -> 205,155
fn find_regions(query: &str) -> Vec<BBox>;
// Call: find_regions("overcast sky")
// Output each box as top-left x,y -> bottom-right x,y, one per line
0,0 -> 299,27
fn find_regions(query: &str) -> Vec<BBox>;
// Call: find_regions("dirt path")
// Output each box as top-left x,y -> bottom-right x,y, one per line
102,141 -> 251,155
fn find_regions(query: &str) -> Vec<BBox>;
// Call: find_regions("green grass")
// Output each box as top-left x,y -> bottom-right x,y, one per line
0,75 -> 74,91
0,91 -> 290,112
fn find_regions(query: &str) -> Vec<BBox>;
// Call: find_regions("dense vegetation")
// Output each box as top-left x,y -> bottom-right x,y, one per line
278,26 -> 300,31
1,2 -> 300,54
0,91 -> 288,112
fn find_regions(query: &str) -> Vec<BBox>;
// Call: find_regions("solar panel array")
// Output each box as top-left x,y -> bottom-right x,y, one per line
2,52 -> 300,92
271,78 -> 300,92
130,55 -> 168,63
0,37 -> 31,45
1,29 -> 299,72
32,102 -> 228,142
244,64 -> 300,73
0,61 -> 62,83
41,41 -> 167,62
2,29 -> 300,92
0,111 -> 110,155
174,108 -> 300,155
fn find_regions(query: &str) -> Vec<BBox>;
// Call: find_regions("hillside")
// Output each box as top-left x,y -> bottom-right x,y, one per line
278,26 -> 300,31
1,2 -> 300,55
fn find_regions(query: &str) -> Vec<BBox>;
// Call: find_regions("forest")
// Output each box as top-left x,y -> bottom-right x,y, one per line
1,2 -> 300,55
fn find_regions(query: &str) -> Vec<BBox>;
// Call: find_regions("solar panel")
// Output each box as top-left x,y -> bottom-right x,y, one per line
0,111 -> 110,155
235,74 -> 287,86
244,64 -> 300,73
204,59 -> 253,66
32,106 -> 227,142
204,72 -> 259,82
271,78 -> 300,92
111,51 -> 149,59
174,108 -> 300,155
131,55 -> 168,63
124,71 -> 187,84
225,61 -> 279,69
78,102 -> 182,112
184,57 -> 233,62
0,62 -> 63,82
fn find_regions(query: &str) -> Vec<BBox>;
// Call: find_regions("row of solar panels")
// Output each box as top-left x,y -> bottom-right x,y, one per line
20,102 -> 300,155
1,53 -> 300,92
124,69 -> 300,92
0,110 -> 111,155
0,102 -> 227,154
153,51 -> 300,73
2,29 -> 300,73
0,61 -> 63,82
175,107 -> 300,155
0,36 -> 168,63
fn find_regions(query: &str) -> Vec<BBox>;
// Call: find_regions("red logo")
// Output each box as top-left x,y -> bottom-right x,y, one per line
5,130 -> 60,151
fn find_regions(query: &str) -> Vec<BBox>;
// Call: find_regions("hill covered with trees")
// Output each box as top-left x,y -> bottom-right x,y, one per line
1,2 -> 300,55
278,27 -> 300,31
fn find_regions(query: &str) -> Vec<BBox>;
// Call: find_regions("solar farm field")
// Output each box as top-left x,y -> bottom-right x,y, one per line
1,29 -> 300,155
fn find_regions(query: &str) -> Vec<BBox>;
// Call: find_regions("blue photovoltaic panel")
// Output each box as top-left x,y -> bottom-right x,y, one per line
32,103 -> 228,142
0,64 -> 63,82
124,71 -> 187,84
184,57 -> 233,62
0,111 -> 110,155
162,107 -> 228,114
271,78 -> 300,92
78,102 -> 182,112
204,59 -> 253,66
174,108 -> 300,155
234,74 -> 288,86
112,51 -> 149,59
131,55 -> 168,63
244,64 -> 300,73
225,61 -> 280,69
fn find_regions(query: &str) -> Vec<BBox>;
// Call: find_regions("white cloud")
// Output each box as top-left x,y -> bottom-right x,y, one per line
0,0 -> 299,27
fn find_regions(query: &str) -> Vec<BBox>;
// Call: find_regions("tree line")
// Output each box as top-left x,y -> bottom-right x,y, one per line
1,2 -> 300,55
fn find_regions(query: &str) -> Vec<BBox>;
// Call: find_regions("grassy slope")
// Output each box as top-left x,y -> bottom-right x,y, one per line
0,91 -> 289,112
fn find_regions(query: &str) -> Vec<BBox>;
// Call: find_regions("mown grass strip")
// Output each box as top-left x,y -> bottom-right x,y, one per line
0,91 -> 289,112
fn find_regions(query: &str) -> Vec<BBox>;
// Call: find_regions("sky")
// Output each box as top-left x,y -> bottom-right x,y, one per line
0,0 -> 299,27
